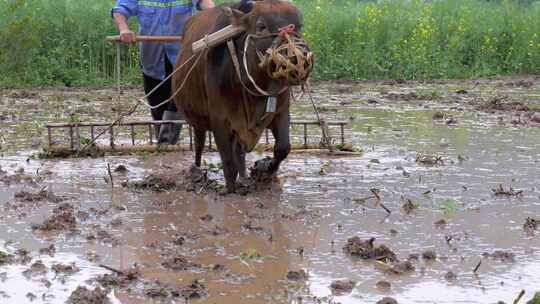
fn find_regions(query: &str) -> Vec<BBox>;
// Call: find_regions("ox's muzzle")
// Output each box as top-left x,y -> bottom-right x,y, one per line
257,25 -> 314,86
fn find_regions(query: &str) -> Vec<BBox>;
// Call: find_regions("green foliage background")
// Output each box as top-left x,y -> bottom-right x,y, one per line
0,0 -> 539,87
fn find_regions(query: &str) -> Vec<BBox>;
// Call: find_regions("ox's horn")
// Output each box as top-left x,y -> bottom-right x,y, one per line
222,6 -> 249,27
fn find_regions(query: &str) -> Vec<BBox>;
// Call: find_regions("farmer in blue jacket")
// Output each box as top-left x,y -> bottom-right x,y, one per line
111,0 -> 214,144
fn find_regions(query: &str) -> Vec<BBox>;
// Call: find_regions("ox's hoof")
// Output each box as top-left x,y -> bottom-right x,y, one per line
250,157 -> 277,183
235,180 -> 251,196
219,184 -> 236,196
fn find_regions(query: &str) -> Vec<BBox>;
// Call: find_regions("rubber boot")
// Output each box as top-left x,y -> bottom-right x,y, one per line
158,110 -> 183,145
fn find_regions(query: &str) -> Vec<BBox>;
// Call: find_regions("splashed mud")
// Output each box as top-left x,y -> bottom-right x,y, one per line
1,77 -> 540,304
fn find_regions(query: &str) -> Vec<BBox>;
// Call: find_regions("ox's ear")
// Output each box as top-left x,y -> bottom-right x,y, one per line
238,0 -> 254,13
222,6 -> 249,27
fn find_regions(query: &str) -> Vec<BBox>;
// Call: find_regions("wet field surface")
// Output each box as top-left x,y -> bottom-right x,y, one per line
1,76 -> 539,303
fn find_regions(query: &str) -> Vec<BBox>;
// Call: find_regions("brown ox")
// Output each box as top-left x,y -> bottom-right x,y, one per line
173,0 -> 311,193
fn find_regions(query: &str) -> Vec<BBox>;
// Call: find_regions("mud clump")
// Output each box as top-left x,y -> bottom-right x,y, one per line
52,263 -> 80,275
32,203 -> 76,231
492,184 -> 523,197
199,214 -> 213,222
146,280 -> 207,300
241,221 -> 266,234
377,297 -> 399,304
114,165 -> 127,173
381,260 -> 415,275
178,279 -> 207,299
67,286 -> 110,304
39,244 -> 56,257
478,97 -> 530,112
402,199 -> 418,214
524,217 -> 539,234
286,269 -> 308,281
110,218 -> 122,227
183,165 -> 223,193
432,111 -> 445,120
86,229 -> 120,246
14,189 -> 63,203
96,266 -> 139,289
434,219 -> 448,229
506,79 -> 534,88
407,253 -> 420,261
15,248 -> 32,264
422,250 -> 437,261
161,255 -> 201,271
383,91 -> 419,101
483,251 -> 515,263
445,271 -> 457,281
0,169 -> 36,185
330,279 -> 356,295
0,251 -> 15,265
126,173 -> 178,192
376,280 -> 391,292
26,292 -> 37,301
375,281 -> 392,292
531,113 -> 540,123
343,237 -> 397,262
23,260 -> 48,277
7,90 -> 39,99
416,154 -> 444,166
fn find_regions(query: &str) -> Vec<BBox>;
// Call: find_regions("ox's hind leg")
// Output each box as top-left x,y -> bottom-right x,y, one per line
213,128 -> 238,194
232,137 -> 247,180
268,111 -> 291,174
194,128 -> 206,167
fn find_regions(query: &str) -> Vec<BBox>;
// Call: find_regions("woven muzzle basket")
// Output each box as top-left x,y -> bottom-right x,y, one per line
258,33 -> 314,86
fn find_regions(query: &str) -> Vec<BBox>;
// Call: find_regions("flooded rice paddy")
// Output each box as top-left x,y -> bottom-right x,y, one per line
0,76 -> 539,304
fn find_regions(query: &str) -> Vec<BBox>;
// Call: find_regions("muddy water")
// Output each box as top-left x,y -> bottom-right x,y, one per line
1,78 -> 539,304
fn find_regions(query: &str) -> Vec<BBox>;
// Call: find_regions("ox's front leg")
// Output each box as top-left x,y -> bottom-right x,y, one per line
232,137 -> 247,180
269,111 -> 291,173
213,128 -> 238,194
194,128 -> 206,167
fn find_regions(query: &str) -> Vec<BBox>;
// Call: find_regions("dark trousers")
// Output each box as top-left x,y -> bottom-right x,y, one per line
142,56 -> 178,121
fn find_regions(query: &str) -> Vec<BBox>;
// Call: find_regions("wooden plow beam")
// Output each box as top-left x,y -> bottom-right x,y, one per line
43,120 -> 350,157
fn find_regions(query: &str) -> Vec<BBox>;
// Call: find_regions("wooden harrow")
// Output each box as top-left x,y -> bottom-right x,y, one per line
43,119 -> 353,157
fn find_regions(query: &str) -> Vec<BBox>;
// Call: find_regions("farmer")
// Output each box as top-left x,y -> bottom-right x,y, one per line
111,0 -> 215,144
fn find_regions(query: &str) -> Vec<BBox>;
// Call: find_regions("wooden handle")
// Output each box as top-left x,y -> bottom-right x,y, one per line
105,24 -> 246,51
105,35 -> 182,43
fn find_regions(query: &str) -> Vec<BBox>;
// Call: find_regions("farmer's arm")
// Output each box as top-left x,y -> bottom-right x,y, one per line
199,0 -> 215,10
113,13 -> 136,43
111,0 -> 138,43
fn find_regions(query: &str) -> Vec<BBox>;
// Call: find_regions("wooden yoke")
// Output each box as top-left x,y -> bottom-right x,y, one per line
191,25 -> 246,53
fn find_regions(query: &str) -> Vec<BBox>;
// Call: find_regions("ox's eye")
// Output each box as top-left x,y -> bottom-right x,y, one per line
256,20 -> 267,33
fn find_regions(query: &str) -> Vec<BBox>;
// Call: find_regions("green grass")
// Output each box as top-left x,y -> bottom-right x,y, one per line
0,0 -> 539,87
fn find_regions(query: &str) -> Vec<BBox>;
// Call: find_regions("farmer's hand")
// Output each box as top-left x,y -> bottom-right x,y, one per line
112,13 -> 136,44
119,29 -> 136,44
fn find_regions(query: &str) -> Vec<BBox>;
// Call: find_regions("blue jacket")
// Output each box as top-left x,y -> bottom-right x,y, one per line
111,0 -> 198,80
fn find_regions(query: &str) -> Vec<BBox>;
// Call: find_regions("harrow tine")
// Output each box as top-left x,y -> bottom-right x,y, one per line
69,126 -> 74,150
130,124 -> 135,146
148,124 -> 153,145
47,126 -> 52,147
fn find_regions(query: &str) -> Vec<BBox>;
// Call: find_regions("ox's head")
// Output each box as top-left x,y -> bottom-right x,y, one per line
223,0 -> 314,88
